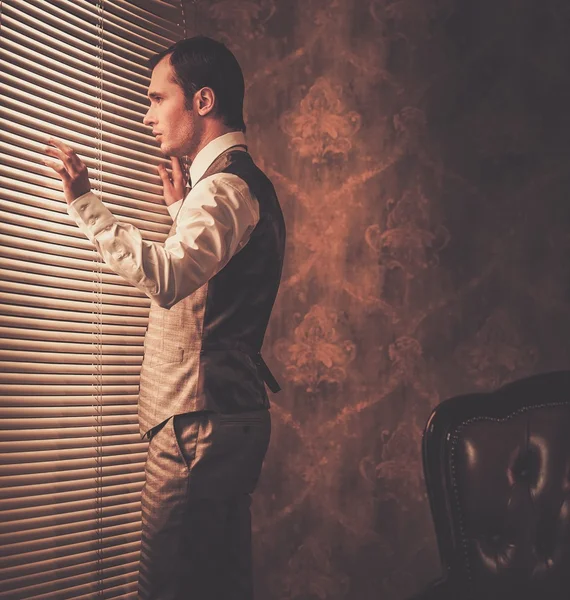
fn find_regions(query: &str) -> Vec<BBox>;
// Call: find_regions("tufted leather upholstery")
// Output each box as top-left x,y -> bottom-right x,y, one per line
415,371 -> 570,600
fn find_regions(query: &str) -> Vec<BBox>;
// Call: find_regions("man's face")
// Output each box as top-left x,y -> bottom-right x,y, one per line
143,56 -> 198,157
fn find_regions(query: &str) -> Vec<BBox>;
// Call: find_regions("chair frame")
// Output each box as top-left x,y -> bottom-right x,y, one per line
420,370 -> 570,598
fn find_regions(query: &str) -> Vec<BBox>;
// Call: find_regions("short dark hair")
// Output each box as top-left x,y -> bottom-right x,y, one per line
149,36 -> 246,132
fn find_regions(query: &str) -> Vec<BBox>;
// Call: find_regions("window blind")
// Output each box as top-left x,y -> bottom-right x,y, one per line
0,1 -> 183,598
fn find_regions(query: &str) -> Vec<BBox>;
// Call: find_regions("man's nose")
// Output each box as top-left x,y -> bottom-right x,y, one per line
143,108 -> 155,127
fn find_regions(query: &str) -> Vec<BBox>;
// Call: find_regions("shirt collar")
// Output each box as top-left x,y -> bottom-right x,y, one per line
189,131 -> 247,187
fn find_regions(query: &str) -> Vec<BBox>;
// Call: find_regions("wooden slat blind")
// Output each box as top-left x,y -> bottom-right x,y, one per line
0,1 -> 182,597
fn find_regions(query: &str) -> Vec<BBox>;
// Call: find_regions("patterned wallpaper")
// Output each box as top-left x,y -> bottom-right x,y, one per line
183,0 -> 570,598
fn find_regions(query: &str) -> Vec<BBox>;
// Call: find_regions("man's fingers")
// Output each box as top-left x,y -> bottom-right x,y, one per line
42,157 -> 71,181
156,164 -> 171,185
47,137 -> 74,156
171,156 -> 182,176
46,138 -> 84,173
43,137 -> 92,204
172,157 -> 190,185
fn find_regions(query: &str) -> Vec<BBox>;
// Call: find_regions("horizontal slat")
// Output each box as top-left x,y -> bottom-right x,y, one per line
1,33 -> 148,103
2,82 -> 155,147
0,202 -> 90,241
0,408 -> 138,423
0,534 -> 141,574
27,568 -> 139,600
1,115 -> 165,172
0,238 -> 147,280
0,444 -> 147,468
0,292 -> 148,318
1,160 -> 173,217
0,229 -> 100,262
0,59 -> 148,130
2,521 -> 141,557
0,255 -> 139,289
0,480 -> 144,513
108,0 -> 181,27
4,178 -> 162,228
0,325 -> 143,345
47,0 -> 176,49
1,337 -> 143,355
1,557 -> 139,599
0,210 -> 163,259
1,474 -> 144,501
0,421 -> 139,441
0,361 -> 141,375
0,473 -> 145,503
0,277 -> 150,308
0,400 -> 138,413
3,551 -> 140,588
1,128 -> 166,188
0,179 -> 171,225
1,18 -> 148,92
0,451 -> 146,484
0,267 -> 147,300
0,52 -> 147,117
42,0 -> 171,52
1,4 -> 149,80
0,413 -> 140,432
0,511 -> 141,546
91,582 -> 138,600
0,314 -> 147,336
105,0 -> 181,37
0,129 -> 164,188
0,491 -> 142,523
0,203 -> 167,249
2,128 -> 168,193
0,289 -> 150,316
0,500 -> 143,535
0,215 -> 101,251
0,94 -> 161,160
6,0 -> 158,61
2,106 -> 165,163
0,432 -> 143,452
0,382 -> 141,396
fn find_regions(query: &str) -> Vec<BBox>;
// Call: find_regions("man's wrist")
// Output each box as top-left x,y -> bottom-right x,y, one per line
167,198 -> 183,220
68,190 -> 94,208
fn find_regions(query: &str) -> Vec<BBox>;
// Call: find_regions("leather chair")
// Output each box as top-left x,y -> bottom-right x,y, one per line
413,371 -> 570,600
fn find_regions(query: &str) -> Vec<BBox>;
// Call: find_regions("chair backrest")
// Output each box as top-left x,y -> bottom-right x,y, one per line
423,371 -> 570,600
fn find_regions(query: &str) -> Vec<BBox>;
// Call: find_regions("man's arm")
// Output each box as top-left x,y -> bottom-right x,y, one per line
44,138 -> 259,309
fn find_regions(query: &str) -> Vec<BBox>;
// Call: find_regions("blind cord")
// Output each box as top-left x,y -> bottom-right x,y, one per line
94,0 -> 105,596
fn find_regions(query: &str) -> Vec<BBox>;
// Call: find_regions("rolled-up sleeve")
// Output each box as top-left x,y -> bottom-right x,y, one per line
67,173 -> 259,308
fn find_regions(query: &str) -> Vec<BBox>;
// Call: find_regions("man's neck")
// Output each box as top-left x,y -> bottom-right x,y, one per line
188,123 -> 237,162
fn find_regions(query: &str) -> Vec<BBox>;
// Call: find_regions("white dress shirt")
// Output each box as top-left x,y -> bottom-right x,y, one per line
67,132 -> 259,309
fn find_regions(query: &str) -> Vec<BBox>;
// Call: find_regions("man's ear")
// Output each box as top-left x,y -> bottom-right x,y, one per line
195,87 -> 215,117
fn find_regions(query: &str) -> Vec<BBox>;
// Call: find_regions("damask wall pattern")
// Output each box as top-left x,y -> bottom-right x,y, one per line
183,1 -> 570,598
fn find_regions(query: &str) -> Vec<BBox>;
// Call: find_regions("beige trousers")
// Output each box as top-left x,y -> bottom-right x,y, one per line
137,409 -> 271,600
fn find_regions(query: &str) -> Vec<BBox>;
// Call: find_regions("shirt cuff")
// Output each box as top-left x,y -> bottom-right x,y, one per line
167,199 -> 183,220
67,192 -> 117,243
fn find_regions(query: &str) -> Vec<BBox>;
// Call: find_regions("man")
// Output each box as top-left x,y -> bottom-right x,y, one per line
44,36 -> 286,600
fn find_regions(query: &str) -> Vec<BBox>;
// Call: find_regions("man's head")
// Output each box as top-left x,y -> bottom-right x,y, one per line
143,36 -> 245,158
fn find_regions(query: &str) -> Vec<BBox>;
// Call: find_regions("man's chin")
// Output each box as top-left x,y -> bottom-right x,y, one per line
159,143 -> 183,158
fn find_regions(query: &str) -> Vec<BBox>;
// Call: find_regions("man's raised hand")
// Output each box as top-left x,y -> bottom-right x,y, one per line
43,138 -> 91,205
157,156 -> 187,207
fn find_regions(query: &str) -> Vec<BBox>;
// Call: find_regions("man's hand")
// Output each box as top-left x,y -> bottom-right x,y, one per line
43,138 -> 91,205
157,157 -> 187,207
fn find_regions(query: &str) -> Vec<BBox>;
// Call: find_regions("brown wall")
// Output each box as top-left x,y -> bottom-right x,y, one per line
183,1 -> 570,597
